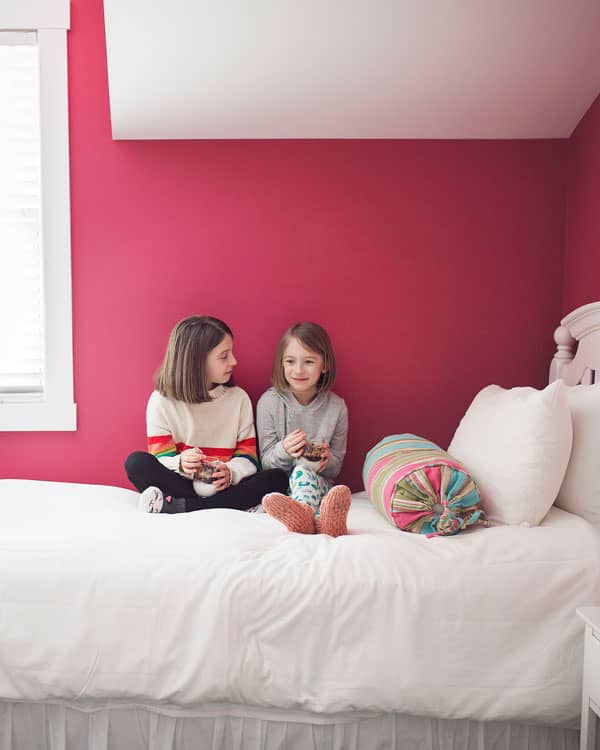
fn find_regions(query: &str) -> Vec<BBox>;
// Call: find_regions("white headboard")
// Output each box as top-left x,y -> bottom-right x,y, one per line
549,301 -> 600,385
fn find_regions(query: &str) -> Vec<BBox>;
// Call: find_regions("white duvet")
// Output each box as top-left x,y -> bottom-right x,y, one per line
1,479 -> 599,726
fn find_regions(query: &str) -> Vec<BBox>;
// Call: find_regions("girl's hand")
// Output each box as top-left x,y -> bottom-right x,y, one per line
283,429 -> 307,458
318,444 -> 331,473
211,462 -> 231,492
180,447 -> 205,476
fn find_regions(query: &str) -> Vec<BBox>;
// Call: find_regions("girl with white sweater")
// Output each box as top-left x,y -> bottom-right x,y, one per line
125,315 -> 287,513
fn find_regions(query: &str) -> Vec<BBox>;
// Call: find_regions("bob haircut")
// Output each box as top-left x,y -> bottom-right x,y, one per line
272,322 -> 336,394
155,315 -> 233,403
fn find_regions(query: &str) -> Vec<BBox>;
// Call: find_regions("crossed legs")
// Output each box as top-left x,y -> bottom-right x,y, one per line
262,467 -> 351,537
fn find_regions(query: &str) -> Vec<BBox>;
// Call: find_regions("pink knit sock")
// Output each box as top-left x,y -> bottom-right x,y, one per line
319,485 -> 351,537
262,493 -> 315,534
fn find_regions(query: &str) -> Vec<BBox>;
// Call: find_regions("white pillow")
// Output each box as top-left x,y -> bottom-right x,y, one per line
447,380 -> 572,526
555,386 -> 600,525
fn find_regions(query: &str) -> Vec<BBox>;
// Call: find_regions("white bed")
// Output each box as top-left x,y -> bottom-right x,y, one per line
2,302 -> 600,750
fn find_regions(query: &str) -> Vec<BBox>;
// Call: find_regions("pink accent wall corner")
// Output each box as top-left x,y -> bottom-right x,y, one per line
562,92 -> 600,315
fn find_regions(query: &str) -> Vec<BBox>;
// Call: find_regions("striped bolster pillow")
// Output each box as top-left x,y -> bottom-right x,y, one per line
363,434 -> 487,537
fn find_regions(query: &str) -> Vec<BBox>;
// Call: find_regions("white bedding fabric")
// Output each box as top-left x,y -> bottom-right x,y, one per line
0,702 -> 580,750
1,480 -> 599,727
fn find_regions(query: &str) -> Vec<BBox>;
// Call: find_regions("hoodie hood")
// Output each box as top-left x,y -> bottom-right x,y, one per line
271,387 -> 330,416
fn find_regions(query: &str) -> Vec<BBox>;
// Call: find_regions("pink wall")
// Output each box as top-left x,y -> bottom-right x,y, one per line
562,93 -> 600,314
0,0 -> 567,491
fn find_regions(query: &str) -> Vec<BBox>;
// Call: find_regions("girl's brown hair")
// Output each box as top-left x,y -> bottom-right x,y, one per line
155,316 -> 233,403
272,322 -> 336,393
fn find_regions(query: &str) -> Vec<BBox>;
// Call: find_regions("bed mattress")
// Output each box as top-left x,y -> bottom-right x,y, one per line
1,479 -> 599,726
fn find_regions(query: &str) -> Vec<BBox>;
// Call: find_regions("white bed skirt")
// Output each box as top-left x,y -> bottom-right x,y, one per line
0,702 -> 580,750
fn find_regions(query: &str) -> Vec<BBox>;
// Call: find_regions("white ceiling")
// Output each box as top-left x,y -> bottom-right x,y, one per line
103,0 -> 600,140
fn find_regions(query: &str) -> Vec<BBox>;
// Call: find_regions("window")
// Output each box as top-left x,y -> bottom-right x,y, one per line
0,1 -> 75,430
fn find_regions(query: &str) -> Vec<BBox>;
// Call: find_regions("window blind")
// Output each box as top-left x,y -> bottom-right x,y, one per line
0,32 -> 44,397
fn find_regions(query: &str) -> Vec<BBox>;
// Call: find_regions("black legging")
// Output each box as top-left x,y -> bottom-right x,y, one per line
124,451 -> 289,512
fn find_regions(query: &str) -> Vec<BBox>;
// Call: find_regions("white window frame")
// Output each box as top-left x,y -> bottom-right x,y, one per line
0,0 -> 75,430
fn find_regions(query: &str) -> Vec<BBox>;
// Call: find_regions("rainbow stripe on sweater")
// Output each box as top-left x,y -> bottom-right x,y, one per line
232,436 -> 259,469
148,435 -> 177,458
147,435 -> 258,469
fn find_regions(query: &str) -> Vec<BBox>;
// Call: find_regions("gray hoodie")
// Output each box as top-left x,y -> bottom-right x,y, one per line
256,387 -> 348,481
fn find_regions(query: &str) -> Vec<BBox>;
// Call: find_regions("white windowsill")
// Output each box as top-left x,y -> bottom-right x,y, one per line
0,401 -> 77,431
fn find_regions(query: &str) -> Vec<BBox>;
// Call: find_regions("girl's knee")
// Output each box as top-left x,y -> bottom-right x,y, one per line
291,466 -> 315,482
124,451 -> 153,478
265,468 -> 288,492
300,466 -> 319,481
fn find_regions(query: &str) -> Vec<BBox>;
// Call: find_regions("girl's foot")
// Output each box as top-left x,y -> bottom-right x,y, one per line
318,485 -> 351,537
139,486 -> 164,513
138,487 -> 185,514
262,493 -> 315,534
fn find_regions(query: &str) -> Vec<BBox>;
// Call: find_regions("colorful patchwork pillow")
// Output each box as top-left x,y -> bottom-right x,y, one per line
363,434 -> 487,537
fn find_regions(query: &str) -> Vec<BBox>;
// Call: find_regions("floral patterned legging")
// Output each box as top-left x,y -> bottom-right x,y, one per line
288,466 -> 332,515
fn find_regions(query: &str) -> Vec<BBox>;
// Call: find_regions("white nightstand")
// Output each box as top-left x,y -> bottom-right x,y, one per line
577,608 -> 600,750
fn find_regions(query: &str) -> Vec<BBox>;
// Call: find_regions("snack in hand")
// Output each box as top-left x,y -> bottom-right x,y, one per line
196,459 -> 217,483
303,442 -> 325,462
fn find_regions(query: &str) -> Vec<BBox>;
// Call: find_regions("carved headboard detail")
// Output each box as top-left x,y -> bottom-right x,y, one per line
549,301 -> 600,386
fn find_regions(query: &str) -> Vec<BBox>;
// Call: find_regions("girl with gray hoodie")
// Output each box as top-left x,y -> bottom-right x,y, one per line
257,322 -> 351,536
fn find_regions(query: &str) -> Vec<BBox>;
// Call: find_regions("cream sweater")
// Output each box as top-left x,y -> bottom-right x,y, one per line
146,386 -> 258,494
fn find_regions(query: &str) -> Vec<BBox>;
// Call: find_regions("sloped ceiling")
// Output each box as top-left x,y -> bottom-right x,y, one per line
103,0 -> 600,140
